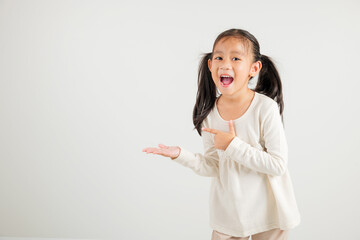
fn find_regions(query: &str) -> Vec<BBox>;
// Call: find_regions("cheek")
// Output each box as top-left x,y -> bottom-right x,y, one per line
211,72 -> 219,81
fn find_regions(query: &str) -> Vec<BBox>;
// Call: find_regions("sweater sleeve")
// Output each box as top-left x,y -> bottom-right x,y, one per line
223,101 -> 288,176
171,121 -> 219,177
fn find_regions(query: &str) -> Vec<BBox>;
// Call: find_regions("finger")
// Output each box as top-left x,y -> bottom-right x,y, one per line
146,149 -> 168,157
202,127 -> 219,134
144,148 -> 159,154
158,144 -> 169,149
228,120 -> 236,134
143,147 -> 158,153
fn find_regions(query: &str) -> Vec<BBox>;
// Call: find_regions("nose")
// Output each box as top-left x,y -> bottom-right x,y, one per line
220,59 -> 232,70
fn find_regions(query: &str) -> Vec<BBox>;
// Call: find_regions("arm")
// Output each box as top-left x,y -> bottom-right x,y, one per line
171,121 -> 219,177
223,102 -> 288,176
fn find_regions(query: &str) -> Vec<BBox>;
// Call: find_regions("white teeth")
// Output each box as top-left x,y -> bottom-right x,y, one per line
221,75 -> 232,78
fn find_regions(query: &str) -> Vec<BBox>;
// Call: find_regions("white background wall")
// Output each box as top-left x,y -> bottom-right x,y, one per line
0,0 -> 359,239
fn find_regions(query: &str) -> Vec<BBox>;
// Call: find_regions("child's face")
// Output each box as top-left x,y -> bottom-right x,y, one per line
208,37 -> 261,96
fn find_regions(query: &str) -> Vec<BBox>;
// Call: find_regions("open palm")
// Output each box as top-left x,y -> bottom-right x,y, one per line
142,144 -> 181,160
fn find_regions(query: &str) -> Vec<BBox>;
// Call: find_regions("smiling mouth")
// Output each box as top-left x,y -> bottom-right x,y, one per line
220,76 -> 234,86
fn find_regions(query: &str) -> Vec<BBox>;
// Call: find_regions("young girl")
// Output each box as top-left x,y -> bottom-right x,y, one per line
142,28 -> 301,240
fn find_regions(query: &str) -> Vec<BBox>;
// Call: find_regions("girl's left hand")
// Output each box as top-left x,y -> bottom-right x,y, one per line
202,120 -> 236,151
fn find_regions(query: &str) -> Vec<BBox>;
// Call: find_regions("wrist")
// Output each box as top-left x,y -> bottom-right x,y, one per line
171,146 -> 181,160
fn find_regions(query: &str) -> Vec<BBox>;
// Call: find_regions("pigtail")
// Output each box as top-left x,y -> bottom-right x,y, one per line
255,54 -> 285,125
192,52 -> 217,136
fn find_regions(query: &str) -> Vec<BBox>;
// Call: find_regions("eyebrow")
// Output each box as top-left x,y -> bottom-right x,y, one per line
213,50 -> 245,55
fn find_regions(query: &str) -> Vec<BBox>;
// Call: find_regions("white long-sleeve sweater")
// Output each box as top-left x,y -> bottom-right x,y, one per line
172,91 -> 301,237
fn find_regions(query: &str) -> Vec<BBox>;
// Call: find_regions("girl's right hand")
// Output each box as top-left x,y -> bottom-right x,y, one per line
142,144 -> 181,160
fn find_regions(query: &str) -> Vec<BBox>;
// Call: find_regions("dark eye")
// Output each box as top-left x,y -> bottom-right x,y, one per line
214,56 -> 222,60
233,57 -> 240,61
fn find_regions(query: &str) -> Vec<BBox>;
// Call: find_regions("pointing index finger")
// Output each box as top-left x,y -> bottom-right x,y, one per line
202,127 -> 218,134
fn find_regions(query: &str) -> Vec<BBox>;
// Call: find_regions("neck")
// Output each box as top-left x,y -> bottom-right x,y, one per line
219,88 -> 254,106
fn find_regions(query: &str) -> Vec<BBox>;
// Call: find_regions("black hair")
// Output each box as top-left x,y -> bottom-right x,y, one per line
193,28 -> 285,136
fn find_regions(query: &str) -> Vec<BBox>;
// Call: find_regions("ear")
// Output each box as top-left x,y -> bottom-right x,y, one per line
250,60 -> 262,77
208,58 -> 212,72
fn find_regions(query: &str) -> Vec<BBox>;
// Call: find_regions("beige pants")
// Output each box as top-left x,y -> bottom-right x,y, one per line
211,228 -> 289,240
